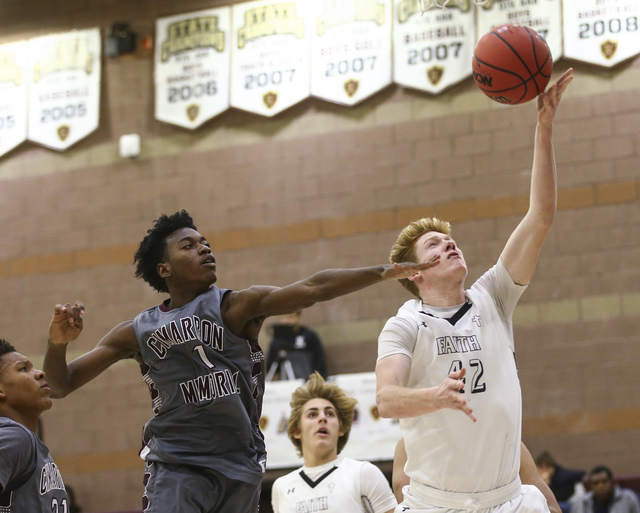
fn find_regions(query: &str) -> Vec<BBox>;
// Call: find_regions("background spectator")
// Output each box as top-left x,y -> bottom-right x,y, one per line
266,311 -> 327,380
570,465 -> 640,513
536,450 -> 586,503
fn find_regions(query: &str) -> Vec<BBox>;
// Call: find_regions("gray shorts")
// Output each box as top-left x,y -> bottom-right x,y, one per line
143,461 -> 260,513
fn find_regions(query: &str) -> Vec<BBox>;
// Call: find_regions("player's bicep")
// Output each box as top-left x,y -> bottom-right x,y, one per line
376,353 -> 411,392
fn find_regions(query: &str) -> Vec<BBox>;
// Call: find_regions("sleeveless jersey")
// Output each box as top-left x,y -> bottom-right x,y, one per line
0,418 -> 67,512
133,286 -> 266,485
378,260 -> 526,493
271,457 -> 397,513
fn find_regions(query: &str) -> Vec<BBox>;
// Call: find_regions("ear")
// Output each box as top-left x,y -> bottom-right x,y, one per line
157,261 -> 171,279
407,272 -> 421,283
293,430 -> 302,440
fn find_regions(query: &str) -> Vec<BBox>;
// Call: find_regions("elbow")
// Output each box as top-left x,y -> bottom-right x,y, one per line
376,391 -> 396,419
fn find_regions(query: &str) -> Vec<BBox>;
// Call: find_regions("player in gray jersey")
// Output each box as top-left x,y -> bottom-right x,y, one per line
0,338 -> 68,513
376,69 -> 573,513
44,210 -> 438,513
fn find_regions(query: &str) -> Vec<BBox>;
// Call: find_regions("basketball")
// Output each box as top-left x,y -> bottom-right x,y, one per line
472,24 -> 553,105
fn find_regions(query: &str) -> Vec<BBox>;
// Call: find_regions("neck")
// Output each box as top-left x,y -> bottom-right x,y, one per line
1,409 -> 39,433
304,449 -> 338,468
166,284 -> 212,310
420,286 -> 466,307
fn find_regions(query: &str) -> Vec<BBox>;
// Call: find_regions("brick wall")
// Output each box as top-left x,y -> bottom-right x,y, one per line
1,1 -> 639,511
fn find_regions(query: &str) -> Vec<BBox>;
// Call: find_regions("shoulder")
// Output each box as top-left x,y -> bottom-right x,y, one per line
0,418 -> 34,444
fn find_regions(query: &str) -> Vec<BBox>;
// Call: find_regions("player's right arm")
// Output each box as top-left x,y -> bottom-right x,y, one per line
44,303 -> 139,398
375,354 -> 475,421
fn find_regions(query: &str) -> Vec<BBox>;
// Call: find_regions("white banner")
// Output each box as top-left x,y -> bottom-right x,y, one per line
476,0 -> 563,62
230,0 -> 311,117
261,372 -> 400,469
311,0 -> 393,105
0,41 -> 28,158
27,28 -> 101,151
393,0 -> 475,94
155,8 -> 231,129
563,0 -> 640,68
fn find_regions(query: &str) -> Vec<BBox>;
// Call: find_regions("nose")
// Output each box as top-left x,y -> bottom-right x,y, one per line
199,243 -> 211,255
445,240 -> 456,251
35,368 -> 45,379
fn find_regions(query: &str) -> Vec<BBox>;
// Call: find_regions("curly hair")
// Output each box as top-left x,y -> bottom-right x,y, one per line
389,217 -> 451,298
0,339 -> 16,379
134,210 -> 197,293
287,372 -> 358,458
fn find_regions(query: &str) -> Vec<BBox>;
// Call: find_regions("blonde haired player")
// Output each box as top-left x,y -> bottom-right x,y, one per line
271,372 -> 397,513
376,69 -> 573,513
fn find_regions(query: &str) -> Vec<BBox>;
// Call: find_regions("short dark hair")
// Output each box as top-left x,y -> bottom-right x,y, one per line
589,465 -> 613,480
535,450 -> 557,468
0,339 -> 16,378
134,210 -> 197,293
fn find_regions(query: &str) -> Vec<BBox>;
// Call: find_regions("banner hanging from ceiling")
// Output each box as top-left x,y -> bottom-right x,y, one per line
0,41 -> 28,158
393,0 -> 475,95
476,0 -> 563,62
230,0 -> 312,117
563,0 -> 640,68
27,28 -> 101,151
311,0 -> 393,105
155,8 -> 232,129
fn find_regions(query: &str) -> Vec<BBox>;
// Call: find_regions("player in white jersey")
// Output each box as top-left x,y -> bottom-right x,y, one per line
392,438 -> 562,513
375,69 -> 573,513
272,372 -> 397,513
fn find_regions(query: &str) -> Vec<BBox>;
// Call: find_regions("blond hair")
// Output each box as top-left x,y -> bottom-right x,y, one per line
287,372 -> 357,457
389,217 -> 451,298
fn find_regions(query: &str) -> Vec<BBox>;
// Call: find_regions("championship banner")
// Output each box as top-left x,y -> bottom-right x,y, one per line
262,378 -> 305,469
155,8 -> 231,129
563,0 -> 640,68
261,373 -> 400,469
393,0 -> 475,95
476,0 -> 562,62
230,0 -> 311,117
331,372 -> 401,463
0,41 -> 28,158
27,28 -> 101,151
311,0 -> 393,105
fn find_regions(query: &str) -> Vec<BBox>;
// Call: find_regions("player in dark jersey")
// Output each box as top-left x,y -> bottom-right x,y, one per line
43,210 -> 438,513
0,338 -> 68,512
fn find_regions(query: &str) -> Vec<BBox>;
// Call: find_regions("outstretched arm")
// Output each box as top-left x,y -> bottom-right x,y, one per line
501,69 -> 573,285
44,303 -> 139,398
223,259 -> 439,339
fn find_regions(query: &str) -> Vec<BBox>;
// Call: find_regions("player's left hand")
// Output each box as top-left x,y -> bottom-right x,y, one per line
49,301 -> 85,345
537,68 -> 573,129
382,256 -> 440,280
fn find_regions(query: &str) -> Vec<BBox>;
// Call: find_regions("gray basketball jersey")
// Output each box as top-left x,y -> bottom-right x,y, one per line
133,286 -> 266,485
0,418 -> 67,513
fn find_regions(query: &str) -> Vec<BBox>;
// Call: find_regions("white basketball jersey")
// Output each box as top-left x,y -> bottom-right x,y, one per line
271,457 -> 397,513
378,260 -> 526,493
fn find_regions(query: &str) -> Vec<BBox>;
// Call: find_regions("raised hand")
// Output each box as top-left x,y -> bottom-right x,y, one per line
382,256 -> 441,281
537,68 -> 573,129
49,301 -> 85,345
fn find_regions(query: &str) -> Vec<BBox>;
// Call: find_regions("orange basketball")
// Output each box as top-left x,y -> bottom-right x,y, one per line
472,24 -> 553,105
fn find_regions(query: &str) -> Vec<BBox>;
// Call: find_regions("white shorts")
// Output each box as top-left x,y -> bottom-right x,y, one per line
396,483 -> 550,513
